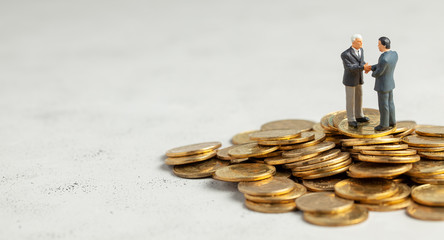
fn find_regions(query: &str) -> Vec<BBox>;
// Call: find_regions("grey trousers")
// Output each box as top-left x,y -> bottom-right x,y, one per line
345,85 -> 364,122
377,90 -> 396,127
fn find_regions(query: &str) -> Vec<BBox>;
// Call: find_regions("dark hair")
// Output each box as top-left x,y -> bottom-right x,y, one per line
379,36 -> 391,49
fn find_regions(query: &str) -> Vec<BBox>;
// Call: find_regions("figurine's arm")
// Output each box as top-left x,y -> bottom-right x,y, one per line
372,59 -> 387,78
341,54 -> 364,72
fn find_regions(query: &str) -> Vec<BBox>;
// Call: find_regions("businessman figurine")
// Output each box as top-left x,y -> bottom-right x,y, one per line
341,34 -> 370,128
366,37 -> 398,131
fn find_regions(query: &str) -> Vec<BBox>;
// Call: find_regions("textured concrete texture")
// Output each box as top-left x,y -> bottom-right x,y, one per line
1,0 -> 444,239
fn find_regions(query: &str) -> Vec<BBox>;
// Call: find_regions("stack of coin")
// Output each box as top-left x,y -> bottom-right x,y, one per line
405,160 -> 444,184
404,125 -> 444,161
407,184 -> 444,220
165,142 -> 230,178
296,192 -> 368,226
335,178 -> 412,211
239,177 -> 306,213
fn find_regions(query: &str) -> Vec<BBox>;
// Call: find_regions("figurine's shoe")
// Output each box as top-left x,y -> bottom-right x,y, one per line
389,123 -> 396,127
356,116 -> 370,123
348,121 -> 358,128
374,125 -> 390,131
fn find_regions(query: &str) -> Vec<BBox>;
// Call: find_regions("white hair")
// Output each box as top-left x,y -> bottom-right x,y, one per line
351,34 -> 363,43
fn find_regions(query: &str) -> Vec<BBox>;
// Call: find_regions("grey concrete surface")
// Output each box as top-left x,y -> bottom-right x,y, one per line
1,0 -> 444,239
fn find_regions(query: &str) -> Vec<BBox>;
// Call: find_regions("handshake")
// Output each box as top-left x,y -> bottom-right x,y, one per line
363,63 -> 372,74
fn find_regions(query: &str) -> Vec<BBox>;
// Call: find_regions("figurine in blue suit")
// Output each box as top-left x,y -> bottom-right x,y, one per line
365,37 -> 398,131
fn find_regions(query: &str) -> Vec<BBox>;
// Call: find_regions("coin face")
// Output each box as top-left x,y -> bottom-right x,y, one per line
411,184 -> 444,207
217,145 -> 241,160
409,146 -> 444,152
360,149 -> 417,156
250,129 -> 302,141
283,141 -> 335,158
415,125 -> 444,137
244,183 -> 307,203
299,161 -> 352,179
348,162 -> 413,178
406,160 -> 444,177
261,132 -> 316,146
418,151 -> 444,160
407,202 -> 444,221
338,116 -> 396,138
393,121 -> 417,134
303,205 -> 368,226
165,150 -> 217,165
302,177 -> 345,192
172,159 -> 230,178
403,135 -> 444,147
291,152 -> 350,172
238,177 -> 296,196
261,119 -> 315,132
334,178 -> 398,201
357,198 -> 412,212
228,142 -> 278,158
213,163 -> 276,182
231,130 -> 259,145
333,108 -> 379,128
357,154 -> 420,164
285,149 -> 341,168
360,183 -> 411,204
296,192 -> 354,213
245,200 -> 297,213
166,141 -> 222,157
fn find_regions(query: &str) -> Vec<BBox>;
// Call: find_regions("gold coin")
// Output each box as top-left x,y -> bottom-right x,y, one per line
253,150 -> 282,158
303,205 -> 368,226
415,125 -> 444,138
393,121 -> 417,134
403,135 -> 444,147
341,137 -> 401,147
231,130 -> 259,145
411,184 -> 444,207
338,116 -> 396,138
333,108 -> 380,128
172,159 -> 230,178
409,146 -> 444,152
228,142 -> 279,158
230,157 -> 249,164
250,129 -> 302,141
260,132 -> 315,146
348,162 -> 412,178
357,198 -> 412,212
360,183 -> 411,204
406,160 -> 444,178
165,150 -> 217,165
213,163 -> 276,182
334,178 -> 398,201
411,177 -> 444,185
394,128 -> 416,138
278,132 -> 325,150
297,159 -> 352,179
261,119 -> 315,132
418,151 -> 444,160
313,123 -> 327,133
244,183 -> 306,203
245,199 -> 297,213
321,112 -> 340,132
353,144 -> 409,151
238,177 -> 296,196
274,169 -> 292,178
296,192 -> 354,213
302,177 -> 345,192
166,141 -> 222,157
291,152 -> 350,172
360,149 -> 417,156
265,152 -> 321,165
283,141 -> 336,158
357,154 -> 420,163
217,145 -> 244,160
407,201 -> 444,221
285,149 -> 341,168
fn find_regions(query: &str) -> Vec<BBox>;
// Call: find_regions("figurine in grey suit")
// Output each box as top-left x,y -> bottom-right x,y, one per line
341,34 -> 370,128
367,37 -> 398,131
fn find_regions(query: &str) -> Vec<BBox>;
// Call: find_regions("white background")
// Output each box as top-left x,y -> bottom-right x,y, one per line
1,0 -> 444,239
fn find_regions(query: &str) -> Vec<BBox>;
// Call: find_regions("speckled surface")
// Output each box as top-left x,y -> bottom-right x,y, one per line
1,0 -> 444,239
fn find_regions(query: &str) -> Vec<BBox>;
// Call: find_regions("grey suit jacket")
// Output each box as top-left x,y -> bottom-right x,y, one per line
341,47 -> 365,86
371,51 -> 398,92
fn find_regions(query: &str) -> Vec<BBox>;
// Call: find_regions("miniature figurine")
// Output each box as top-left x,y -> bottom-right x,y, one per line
341,34 -> 370,128
365,37 -> 398,131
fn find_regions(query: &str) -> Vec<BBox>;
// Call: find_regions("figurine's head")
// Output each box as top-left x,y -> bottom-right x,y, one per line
378,37 -> 391,52
351,34 -> 363,50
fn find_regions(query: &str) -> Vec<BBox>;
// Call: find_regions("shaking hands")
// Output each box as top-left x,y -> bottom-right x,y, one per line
364,63 -> 372,74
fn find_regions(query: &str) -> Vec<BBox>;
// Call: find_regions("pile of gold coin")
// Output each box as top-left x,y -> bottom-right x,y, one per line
164,112 -> 444,225
408,184 -> 444,220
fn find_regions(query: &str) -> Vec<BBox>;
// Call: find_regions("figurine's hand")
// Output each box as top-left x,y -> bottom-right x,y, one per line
363,63 -> 372,73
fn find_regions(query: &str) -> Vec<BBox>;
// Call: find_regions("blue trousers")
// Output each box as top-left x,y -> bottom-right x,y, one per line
377,90 -> 396,127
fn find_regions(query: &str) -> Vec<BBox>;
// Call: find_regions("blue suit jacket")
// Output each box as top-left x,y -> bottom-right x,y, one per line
371,51 -> 398,92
